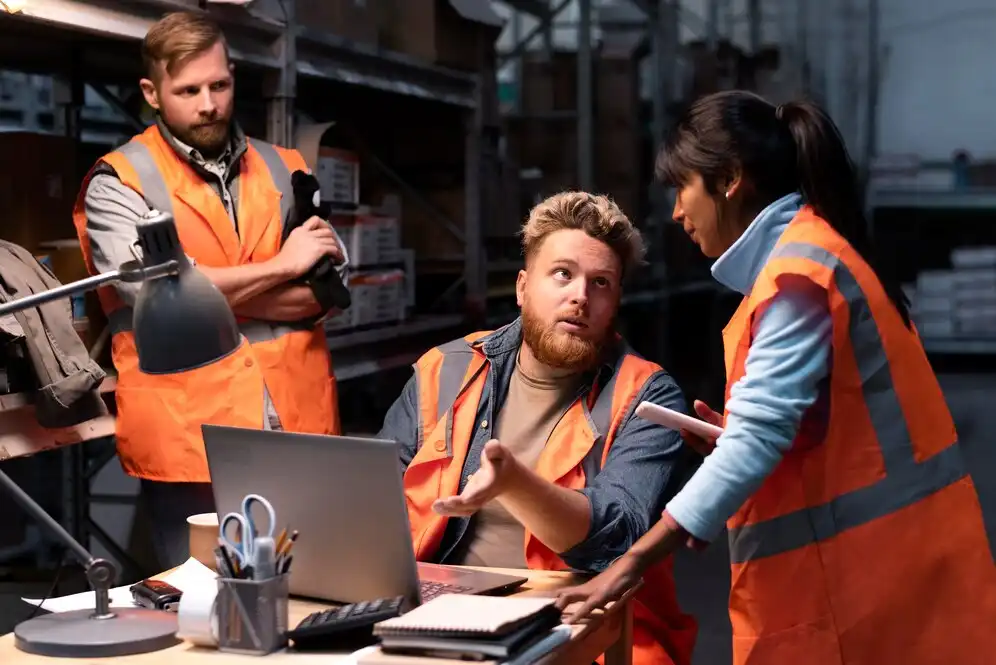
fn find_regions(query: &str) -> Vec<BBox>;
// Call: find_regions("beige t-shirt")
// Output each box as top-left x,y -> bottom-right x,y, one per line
453,354 -> 581,568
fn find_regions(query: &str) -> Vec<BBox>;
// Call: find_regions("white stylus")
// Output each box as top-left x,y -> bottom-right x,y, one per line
635,402 -> 724,440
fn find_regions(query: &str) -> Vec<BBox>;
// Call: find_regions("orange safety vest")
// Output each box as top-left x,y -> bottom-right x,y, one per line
722,206 -> 996,665
72,125 -> 340,482
404,332 -> 699,665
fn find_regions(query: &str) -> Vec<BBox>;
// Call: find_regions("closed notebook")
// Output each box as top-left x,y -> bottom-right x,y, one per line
373,594 -> 560,639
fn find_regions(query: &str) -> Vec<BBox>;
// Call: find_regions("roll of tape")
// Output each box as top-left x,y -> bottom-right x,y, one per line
177,583 -> 219,647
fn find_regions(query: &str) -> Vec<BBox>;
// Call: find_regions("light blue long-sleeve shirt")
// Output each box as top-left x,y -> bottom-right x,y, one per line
665,192 -> 834,542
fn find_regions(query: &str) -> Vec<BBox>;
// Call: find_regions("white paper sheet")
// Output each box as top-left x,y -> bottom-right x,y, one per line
22,557 -> 218,614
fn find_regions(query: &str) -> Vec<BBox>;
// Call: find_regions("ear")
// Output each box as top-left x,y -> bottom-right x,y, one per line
724,168 -> 744,200
139,78 -> 160,111
515,269 -> 527,308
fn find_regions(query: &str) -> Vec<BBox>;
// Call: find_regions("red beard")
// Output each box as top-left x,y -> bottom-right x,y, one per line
521,303 -> 605,372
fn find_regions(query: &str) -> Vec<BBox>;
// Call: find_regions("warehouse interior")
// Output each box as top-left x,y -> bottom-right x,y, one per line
0,0 -> 994,662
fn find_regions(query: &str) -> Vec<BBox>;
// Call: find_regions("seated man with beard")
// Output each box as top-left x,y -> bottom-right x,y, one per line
378,192 -> 698,665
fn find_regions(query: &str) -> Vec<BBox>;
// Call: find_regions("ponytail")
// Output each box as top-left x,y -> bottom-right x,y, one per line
658,90 -> 911,328
779,101 -> 912,328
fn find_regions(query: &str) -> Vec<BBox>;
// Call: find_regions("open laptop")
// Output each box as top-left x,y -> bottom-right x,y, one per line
202,424 -> 527,609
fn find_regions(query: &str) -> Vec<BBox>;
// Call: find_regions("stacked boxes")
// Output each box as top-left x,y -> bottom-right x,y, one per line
912,246 -> 996,338
332,213 -> 401,267
324,208 -> 409,332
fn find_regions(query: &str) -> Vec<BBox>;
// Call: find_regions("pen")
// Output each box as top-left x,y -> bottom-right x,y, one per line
279,530 -> 299,558
217,541 -> 238,579
280,555 -> 293,575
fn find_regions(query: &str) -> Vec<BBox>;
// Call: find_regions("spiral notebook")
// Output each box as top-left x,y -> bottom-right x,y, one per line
373,594 -> 559,639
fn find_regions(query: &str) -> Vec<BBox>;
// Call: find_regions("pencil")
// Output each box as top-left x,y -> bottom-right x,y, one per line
275,527 -> 288,553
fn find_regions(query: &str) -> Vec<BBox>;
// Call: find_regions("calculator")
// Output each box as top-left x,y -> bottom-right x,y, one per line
287,596 -> 404,651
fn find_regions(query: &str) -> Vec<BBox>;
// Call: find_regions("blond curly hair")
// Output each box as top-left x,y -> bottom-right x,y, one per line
521,192 -> 646,275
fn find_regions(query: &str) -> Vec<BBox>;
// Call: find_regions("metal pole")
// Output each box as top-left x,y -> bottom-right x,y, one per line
265,0 -> 296,146
498,0 -> 572,66
577,0 -> 593,190
864,0 -> 880,184
512,10 -> 523,113
706,0 -> 719,49
748,0 -> 761,53
650,2 -> 666,151
797,0 -> 810,95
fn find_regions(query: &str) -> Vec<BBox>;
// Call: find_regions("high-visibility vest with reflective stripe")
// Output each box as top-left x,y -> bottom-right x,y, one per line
72,125 -> 340,482
721,206 -> 996,665
404,331 -> 699,665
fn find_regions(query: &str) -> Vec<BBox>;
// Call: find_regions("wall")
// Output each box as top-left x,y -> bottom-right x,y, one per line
876,0 -> 996,160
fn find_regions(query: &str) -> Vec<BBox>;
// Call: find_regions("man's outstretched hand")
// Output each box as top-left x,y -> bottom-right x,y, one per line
554,553 -> 647,624
432,440 -> 518,517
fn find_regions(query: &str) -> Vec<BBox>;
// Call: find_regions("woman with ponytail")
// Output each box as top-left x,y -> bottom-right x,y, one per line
557,90 -> 996,664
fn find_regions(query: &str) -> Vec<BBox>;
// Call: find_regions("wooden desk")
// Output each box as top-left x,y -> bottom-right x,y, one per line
0,568 -> 634,665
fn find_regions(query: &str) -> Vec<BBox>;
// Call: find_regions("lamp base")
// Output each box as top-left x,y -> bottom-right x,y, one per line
14,607 -> 180,658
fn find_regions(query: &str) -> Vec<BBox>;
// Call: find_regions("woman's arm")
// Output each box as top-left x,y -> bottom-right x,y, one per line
556,276 -> 835,620
664,276 -> 833,542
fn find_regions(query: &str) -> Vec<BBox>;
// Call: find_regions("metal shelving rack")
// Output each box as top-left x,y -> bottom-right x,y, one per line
868,182 -> 996,358
0,0 -> 494,375
0,0 -> 499,572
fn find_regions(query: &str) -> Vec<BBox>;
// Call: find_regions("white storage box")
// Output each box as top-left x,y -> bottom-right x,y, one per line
331,213 -> 400,267
916,270 -> 957,296
316,146 -> 360,208
952,247 -> 996,270
323,308 -> 355,332
350,269 -> 406,326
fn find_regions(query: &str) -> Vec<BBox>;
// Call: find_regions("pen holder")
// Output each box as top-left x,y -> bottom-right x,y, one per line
215,574 -> 289,655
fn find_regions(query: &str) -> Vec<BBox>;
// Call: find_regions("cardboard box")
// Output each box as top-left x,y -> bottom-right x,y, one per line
378,0 -> 503,71
520,52 -> 581,115
298,0 -> 379,47
0,133 -> 78,253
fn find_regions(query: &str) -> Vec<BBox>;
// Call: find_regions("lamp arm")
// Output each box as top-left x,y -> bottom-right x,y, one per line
0,260 -> 180,319
0,466 -> 122,616
0,468 -> 94,567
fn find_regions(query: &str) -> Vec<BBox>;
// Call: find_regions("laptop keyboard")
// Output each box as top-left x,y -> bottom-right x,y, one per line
419,580 -> 473,602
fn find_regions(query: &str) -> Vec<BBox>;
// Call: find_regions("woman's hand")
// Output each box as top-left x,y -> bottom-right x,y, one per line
680,400 -> 723,456
554,553 -> 648,624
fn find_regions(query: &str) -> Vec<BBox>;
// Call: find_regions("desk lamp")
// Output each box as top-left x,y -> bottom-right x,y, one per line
0,210 -> 241,657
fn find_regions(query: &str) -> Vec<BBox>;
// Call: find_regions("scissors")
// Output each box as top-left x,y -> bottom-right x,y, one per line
219,494 -> 276,570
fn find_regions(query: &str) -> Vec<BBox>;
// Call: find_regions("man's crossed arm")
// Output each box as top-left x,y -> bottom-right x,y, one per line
84,173 -> 344,322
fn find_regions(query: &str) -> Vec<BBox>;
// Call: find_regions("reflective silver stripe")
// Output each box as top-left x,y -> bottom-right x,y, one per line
116,141 -> 173,217
582,364 -> 622,479
239,319 -> 314,343
727,241 -> 968,565
107,307 -> 134,335
436,339 -> 475,422
433,339 -> 486,457
248,138 -> 292,231
109,311 -> 313,341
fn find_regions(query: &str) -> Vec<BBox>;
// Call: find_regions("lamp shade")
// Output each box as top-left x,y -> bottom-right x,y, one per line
132,211 -> 241,374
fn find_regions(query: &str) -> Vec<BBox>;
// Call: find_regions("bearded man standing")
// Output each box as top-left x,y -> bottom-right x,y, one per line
72,11 -> 346,569
378,192 -> 699,665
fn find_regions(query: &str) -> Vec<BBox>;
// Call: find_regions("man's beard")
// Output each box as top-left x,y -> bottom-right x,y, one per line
521,303 -> 606,372
169,114 -> 231,156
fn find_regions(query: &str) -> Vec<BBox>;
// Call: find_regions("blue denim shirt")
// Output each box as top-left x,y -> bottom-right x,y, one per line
665,193 -> 835,541
378,318 -> 693,572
